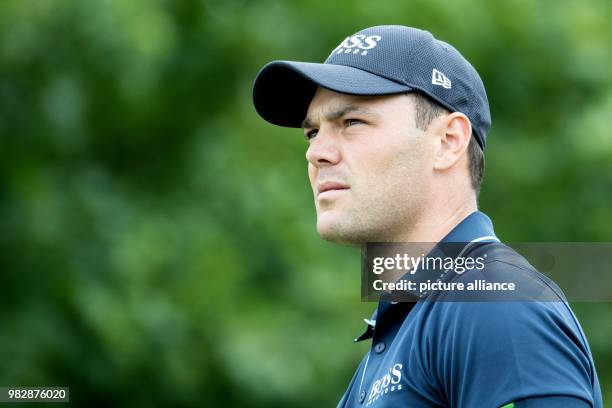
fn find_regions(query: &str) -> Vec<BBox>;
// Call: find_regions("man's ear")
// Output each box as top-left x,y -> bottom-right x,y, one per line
433,112 -> 472,171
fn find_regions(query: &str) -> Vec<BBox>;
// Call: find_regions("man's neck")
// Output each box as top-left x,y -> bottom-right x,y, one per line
394,199 -> 478,243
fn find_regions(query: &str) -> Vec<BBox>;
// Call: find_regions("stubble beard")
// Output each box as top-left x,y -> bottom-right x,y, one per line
316,194 -> 423,245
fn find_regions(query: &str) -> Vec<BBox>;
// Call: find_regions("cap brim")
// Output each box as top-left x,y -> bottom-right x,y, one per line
252,61 -> 413,128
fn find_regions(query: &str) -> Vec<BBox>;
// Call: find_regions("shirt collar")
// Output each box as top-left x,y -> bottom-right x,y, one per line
439,210 -> 497,244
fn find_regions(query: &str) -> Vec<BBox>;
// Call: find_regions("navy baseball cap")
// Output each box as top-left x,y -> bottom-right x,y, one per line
252,25 -> 491,149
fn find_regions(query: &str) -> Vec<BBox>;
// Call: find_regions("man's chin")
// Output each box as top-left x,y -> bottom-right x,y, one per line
316,215 -> 363,246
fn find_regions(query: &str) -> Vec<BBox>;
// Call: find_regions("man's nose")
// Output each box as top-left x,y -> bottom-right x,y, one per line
305,130 -> 341,167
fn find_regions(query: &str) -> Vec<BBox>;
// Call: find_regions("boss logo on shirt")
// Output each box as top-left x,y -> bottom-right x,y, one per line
366,363 -> 403,406
329,34 -> 382,57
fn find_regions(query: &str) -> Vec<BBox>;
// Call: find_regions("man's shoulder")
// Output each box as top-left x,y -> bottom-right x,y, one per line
418,241 -> 589,344
448,241 -> 568,302
396,243 -> 601,408
423,242 -> 590,356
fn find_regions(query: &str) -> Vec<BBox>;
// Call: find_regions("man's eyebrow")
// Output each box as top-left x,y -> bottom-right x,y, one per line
301,105 -> 374,129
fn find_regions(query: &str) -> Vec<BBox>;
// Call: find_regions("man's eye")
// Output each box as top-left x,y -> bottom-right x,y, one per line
304,129 -> 318,140
345,118 -> 363,127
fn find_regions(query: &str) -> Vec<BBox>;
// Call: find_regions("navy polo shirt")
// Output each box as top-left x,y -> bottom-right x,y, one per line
337,211 -> 603,408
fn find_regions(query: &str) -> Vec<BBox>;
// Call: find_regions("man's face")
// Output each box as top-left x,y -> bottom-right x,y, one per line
303,87 -> 435,245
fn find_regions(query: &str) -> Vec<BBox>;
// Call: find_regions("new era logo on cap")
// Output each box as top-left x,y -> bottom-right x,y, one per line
432,69 -> 451,89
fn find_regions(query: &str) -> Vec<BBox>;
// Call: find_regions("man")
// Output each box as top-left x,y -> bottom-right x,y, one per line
252,26 -> 603,407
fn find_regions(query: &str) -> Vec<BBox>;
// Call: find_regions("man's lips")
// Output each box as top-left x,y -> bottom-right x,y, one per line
317,181 -> 350,196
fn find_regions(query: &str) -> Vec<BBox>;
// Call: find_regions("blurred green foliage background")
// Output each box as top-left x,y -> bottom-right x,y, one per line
0,0 -> 610,406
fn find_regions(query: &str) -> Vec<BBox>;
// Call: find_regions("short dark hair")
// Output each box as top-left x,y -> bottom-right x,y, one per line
409,92 -> 484,194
